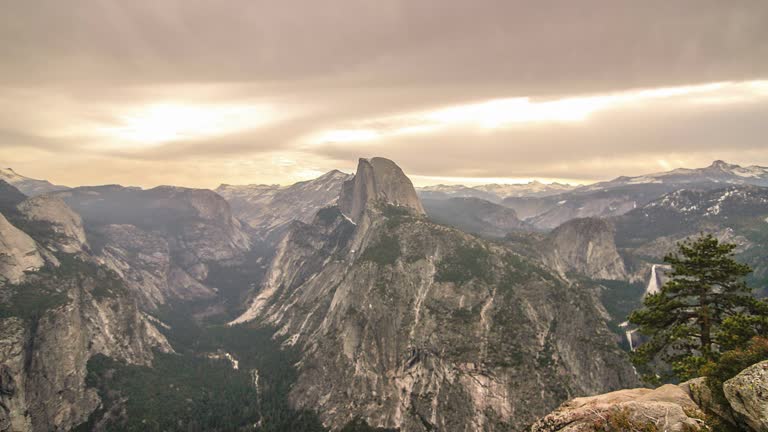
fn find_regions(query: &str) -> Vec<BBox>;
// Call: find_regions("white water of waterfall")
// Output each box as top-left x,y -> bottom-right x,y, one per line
646,264 -> 661,296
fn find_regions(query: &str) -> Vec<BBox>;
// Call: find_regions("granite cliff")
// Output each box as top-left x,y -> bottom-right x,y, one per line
235,157 -> 637,431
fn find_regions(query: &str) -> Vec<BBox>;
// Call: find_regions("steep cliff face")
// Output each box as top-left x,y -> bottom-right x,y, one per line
339,157 -> 425,223
0,266 -> 171,432
236,158 -> 637,431
93,224 -> 215,309
0,213 -> 45,284
0,198 -> 170,432
52,185 -> 251,307
543,218 -> 627,281
17,195 -> 89,254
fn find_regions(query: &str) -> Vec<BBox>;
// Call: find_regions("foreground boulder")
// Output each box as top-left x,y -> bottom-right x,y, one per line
724,360 -> 768,432
529,384 -> 705,431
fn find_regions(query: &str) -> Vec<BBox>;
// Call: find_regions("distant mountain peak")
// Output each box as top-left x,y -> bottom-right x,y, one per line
709,159 -> 733,169
0,166 -> 68,196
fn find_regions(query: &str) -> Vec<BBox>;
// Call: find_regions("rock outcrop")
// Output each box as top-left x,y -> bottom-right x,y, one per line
235,157 -> 636,431
0,181 -> 27,214
529,383 -> 705,431
723,360 -> 768,431
17,195 -> 89,253
52,185 -> 250,305
531,360 -> 768,432
0,275 -> 171,432
543,218 -> 627,280
0,212 -> 44,284
339,157 -> 425,223
93,224 -> 215,309
0,201 -> 171,431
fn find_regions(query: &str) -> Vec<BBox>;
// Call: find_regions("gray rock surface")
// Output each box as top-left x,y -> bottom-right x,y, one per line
724,360 -> 768,432
339,157 -> 425,223
529,383 -> 706,431
543,218 -> 627,280
17,195 -> 89,253
0,206 -> 171,431
0,212 -> 44,284
94,224 -> 215,309
53,185 -> 250,304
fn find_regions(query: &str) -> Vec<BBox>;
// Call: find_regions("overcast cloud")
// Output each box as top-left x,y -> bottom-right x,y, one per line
1,0 -> 767,188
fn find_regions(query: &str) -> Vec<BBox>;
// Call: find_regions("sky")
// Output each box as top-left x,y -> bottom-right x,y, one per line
1,0 -> 768,188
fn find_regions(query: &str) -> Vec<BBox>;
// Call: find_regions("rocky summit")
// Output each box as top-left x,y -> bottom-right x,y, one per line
339,157 -> 426,223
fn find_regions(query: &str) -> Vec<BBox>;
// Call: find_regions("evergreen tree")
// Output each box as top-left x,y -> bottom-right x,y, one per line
629,234 -> 766,381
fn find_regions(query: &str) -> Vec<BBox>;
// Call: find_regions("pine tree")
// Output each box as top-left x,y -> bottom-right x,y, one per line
629,234 -> 765,381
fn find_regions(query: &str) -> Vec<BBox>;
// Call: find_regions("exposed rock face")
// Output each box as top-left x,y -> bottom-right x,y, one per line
217,170 -> 351,240
0,181 -> 27,214
235,157 -> 636,431
17,195 -> 89,253
723,360 -> 768,431
2,277 -> 171,432
529,383 -> 706,431
0,212 -> 44,284
339,158 -> 425,223
0,204 -> 171,431
93,224 -> 215,309
52,185 -> 250,304
543,218 -> 626,280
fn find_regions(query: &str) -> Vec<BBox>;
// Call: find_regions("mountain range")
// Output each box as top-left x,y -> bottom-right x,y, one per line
0,158 -> 767,431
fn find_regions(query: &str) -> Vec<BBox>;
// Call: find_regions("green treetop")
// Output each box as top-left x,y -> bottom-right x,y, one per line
629,234 -> 768,382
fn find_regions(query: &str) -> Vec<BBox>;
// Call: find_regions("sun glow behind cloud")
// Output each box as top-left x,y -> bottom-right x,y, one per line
308,80 -> 768,145
94,103 -> 273,146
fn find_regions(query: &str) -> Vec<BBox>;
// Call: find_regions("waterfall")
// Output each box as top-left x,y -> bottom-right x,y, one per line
646,264 -> 661,296
619,321 -> 636,351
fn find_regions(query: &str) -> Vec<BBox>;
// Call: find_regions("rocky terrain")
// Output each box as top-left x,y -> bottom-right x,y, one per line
217,170 -> 351,241
50,185 -> 252,309
542,218 -> 627,281
234,157 -> 637,431
500,161 -> 768,230
531,360 -> 768,431
0,182 -> 170,432
0,160 -> 766,432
